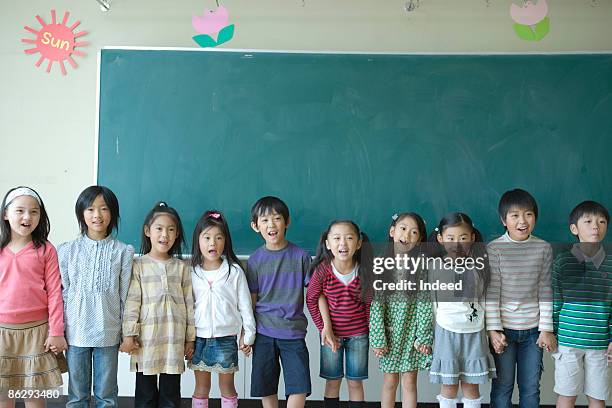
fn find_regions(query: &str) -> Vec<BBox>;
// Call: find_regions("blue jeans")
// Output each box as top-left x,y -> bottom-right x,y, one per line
490,328 -> 543,408
250,334 -> 311,397
65,345 -> 119,408
320,333 -> 369,380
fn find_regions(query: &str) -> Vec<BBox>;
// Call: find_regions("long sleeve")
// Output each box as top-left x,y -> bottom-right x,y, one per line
236,266 -> 257,345
122,261 -> 142,337
485,243 -> 503,331
538,243 -> 554,332
415,270 -> 433,346
57,243 -> 70,310
44,244 -> 65,337
552,255 -> 563,334
182,262 -> 196,342
119,245 -> 135,323
368,295 -> 387,349
306,266 -> 325,332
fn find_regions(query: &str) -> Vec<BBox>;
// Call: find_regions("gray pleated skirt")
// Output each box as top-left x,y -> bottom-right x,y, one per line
429,324 -> 496,384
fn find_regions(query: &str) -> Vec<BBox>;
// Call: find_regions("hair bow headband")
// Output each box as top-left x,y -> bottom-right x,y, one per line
208,212 -> 221,219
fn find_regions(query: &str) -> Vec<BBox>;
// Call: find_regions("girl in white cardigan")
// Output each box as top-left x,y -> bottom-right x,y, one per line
189,210 -> 256,408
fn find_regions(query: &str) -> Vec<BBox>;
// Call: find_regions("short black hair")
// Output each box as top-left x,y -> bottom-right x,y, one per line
498,188 -> 538,221
75,185 -> 120,236
250,196 -> 290,224
569,200 -> 610,226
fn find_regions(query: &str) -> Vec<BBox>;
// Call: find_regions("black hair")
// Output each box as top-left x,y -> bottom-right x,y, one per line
428,212 -> 490,297
569,200 -> 610,226
385,212 -> 428,256
310,220 -> 374,300
0,186 -> 50,249
75,185 -> 120,237
191,210 -> 241,276
250,196 -> 290,225
140,201 -> 185,258
498,188 -> 538,222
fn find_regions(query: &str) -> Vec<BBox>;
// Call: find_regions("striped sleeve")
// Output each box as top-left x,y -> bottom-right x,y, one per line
538,243 -> 554,332
306,265 -> 325,332
122,260 -> 142,337
485,243 -> 503,331
552,254 -> 564,334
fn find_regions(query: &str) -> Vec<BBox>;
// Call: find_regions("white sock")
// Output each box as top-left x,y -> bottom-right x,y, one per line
436,394 -> 457,408
461,396 -> 482,408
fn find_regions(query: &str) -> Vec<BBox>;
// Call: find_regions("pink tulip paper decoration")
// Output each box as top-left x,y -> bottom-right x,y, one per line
192,5 -> 235,48
510,0 -> 550,41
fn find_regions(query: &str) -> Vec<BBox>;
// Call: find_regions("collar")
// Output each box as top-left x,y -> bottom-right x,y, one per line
570,244 -> 605,269
503,232 -> 532,243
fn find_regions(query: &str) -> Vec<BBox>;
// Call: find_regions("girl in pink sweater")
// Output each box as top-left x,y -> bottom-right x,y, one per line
0,186 -> 67,407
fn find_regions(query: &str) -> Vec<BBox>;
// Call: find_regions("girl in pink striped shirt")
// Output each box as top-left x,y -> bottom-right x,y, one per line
306,220 -> 373,408
0,186 -> 67,407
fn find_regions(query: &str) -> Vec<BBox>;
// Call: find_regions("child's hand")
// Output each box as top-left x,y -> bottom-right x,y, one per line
488,330 -> 507,354
119,336 -> 139,354
44,336 -> 67,354
413,340 -> 431,355
372,347 -> 388,358
240,343 -> 252,357
321,326 -> 339,353
184,341 -> 195,360
536,331 -> 557,353
606,342 -> 612,364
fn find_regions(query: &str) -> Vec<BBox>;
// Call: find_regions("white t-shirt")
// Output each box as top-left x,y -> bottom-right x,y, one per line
331,262 -> 358,286
431,264 -> 485,333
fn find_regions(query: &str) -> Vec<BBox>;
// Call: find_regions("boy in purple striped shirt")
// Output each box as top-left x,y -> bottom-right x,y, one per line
246,196 -> 312,408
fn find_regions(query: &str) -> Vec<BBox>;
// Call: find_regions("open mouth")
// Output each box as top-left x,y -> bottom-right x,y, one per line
267,231 -> 278,238
208,249 -> 218,255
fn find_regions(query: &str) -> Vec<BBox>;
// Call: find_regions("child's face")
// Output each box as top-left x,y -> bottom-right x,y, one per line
437,223 -> 475,257
251,210 -> 289,250
502,205 -> 536,241
199,225 -> 225,267
570,213 -> 608,243
3,195 -> 40,239
389,216 -> 420,254
83,194 -> 111,239
145,214 -> 178,258
326,223 -> 362,263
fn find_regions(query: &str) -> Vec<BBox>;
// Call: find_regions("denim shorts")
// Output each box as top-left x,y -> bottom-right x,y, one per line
191,336 -> 238,373
250,334 -> 311,397
320,333 -> 369,380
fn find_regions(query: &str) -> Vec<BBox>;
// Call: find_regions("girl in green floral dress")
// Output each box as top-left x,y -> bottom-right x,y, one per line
369,213 -> 434,408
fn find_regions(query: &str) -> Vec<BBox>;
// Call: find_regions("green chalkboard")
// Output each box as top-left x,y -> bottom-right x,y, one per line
98,49 -> 612,253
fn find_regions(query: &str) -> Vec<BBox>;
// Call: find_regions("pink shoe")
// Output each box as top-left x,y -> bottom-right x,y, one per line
221,395 -> 238,408
192,397 -> 208,408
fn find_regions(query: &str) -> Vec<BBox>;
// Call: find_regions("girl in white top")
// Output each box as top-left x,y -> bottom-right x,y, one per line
427,212 -> 495,408
189,210 -> 256,408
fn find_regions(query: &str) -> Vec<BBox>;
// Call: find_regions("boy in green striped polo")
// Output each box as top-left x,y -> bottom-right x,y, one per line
552,200 -> 611,407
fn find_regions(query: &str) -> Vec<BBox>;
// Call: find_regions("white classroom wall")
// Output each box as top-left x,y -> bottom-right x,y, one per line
1,0 -> 611,404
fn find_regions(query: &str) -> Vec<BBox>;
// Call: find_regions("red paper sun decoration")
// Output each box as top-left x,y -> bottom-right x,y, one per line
21,10 -> 89,75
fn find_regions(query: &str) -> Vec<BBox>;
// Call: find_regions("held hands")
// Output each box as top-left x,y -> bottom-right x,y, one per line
488,330 -> 508,354
606,342 -> 612,364
536,331 -> 557,353
44,336 -> 67,354
239,331 -> 252,357
321,326 -> 340,353
184,341 -> 195,360
372,347 -> 388,358
413,340 -> 432,355
119,336 -> 140,355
